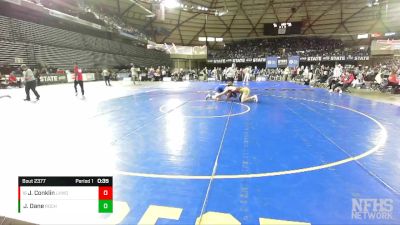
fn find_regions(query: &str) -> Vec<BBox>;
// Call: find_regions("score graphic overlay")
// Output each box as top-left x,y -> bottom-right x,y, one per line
18,177 -> 113,214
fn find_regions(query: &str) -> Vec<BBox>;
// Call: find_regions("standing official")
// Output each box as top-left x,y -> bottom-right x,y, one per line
74,62 -> 84,96
225,63 -> 237,82
102,68 -> 111,86
131,64 -> 137,85
21,64 -> 40,101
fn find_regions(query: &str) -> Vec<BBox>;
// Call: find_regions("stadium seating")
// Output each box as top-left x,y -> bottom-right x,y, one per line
0,15 -> 171,68
208,38 -> 368,59
0,40 -> 31,65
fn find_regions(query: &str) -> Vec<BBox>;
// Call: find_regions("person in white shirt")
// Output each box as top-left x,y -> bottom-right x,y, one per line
130,64 -> 137,84
243,66 -> 251,84
161,68 -> 166,79
333,64 -> 342,78
222,67 -> 227,81
102,68 -> 111,86
303,66 -> 309,78
226,63 -> 237,82
283,67 -> 290,81
329,64 -> 342,92
212,67 -> 218,80
21,64 -> 40,101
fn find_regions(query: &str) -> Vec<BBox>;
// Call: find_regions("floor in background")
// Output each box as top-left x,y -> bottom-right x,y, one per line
347,87 -> 400,106
0,81 -> 399,225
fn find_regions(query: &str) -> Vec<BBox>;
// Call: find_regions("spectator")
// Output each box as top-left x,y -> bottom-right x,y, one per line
208,38 -> 365,60
329,65 -> 342,92
283,67 -> 290,81
342,70 -> 355,92
388,69 -> 399,86
388,69 -> 399,93
9,73 -> 22,88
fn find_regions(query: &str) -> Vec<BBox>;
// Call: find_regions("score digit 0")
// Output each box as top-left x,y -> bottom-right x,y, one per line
99,186 -> 113,200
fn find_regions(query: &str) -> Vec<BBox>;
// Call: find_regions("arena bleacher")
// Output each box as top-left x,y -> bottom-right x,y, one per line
0,15 -> 171,69
208,38 -> 369,60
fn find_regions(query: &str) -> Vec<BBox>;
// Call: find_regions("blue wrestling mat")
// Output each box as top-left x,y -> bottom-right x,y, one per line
98,81 -> 400,225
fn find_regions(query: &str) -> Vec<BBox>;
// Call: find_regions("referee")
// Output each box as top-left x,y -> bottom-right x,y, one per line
21,64 -> 40,101
102,68 -> 111,86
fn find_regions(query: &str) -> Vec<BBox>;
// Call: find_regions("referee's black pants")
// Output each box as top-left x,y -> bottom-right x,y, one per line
25,80 -> 40,100
74,80 -> 84,95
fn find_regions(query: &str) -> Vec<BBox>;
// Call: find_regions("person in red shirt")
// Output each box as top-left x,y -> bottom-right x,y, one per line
8,73 -> 21,88
388,70 -> 399,93
388,72 -> 399,86
73,62 -> 84,96
332,69 -> 355,93
342,70 -> 355,90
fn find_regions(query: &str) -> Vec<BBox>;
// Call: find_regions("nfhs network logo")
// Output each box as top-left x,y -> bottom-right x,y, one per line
352,198 -> 393,220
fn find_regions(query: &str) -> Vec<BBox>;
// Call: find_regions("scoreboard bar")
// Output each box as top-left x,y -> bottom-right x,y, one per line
18,176 -> 113,214
18,176 -> 112,186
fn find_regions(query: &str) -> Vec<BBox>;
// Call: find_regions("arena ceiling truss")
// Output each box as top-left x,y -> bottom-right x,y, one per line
86,0 -> 400,46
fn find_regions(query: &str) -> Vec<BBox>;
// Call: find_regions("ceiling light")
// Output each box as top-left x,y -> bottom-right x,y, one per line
162,0 -> 180,9
384,32 -> 396,36
218,9 -> 228,16
207,37 -> 215,42
357,33 -> 369,39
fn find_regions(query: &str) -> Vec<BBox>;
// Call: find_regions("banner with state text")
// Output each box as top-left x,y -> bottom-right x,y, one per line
207,54 -> 370,64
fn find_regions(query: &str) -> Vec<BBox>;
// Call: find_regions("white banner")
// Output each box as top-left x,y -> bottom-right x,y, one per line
66,71 -> 96,83
83,73 -> 95,81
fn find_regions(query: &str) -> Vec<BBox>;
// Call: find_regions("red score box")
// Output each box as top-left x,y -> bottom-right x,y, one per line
98,186 -> 113,200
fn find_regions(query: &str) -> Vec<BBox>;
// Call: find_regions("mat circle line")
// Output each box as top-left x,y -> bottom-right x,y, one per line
117,95 -> 388,179
159,100 -> 251,118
